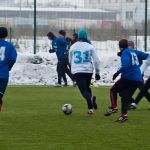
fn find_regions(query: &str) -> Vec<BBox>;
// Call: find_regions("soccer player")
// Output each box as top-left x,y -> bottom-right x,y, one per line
0,27 -> 17,111
47,32 -> 67,86
105,39 -> 149,122
69,29 -> 100,114
47,30 -> 75,86
133,56 -> 150,106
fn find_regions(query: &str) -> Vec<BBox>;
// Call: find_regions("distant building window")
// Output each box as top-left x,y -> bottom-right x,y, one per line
126,11 -> 133,20
126,0 -> 133,2
97,0 -> 101,3
108,0 -> 111,2
116,0 -> 118,2
140,0 -> 144,2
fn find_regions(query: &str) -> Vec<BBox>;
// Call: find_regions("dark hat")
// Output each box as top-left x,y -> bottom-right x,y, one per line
59,30 -> 66,37
47,32 -> 55,40
119,39 -> 128,49
0,27 -> 8,38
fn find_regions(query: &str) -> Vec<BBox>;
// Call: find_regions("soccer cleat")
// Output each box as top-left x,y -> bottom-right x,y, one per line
104,107 -> 118,116
87,109 -> 94,114
129,103 -> 136,110
55,83 -> 61,87
115,114 -> 128,123
62,82 -> 68,87
73,81 -> 77,87
91,96 -> 98,109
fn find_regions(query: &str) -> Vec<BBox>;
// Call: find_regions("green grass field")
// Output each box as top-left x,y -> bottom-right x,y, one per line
0,86 -> 150,150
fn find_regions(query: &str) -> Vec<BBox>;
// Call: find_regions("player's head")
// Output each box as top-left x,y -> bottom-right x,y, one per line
128,40 -> 135,49
0,27 -> 8,39
119,39 -> 128,51
47,32 -> 55,40
78,29 -> 88,40
72,33 -> 78,40
59,30 -> 66,38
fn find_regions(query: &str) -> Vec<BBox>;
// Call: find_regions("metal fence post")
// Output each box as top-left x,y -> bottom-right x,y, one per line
34,0 -> 36,54
145,0 -> 148,52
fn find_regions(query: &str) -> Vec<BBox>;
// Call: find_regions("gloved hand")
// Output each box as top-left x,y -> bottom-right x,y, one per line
49,49 -> 55,53
95,74 -> 101,80
112,72 -> 119,80
117,51 -> 122,57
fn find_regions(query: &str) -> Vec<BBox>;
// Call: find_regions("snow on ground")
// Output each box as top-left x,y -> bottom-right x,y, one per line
9,40 -> 150,86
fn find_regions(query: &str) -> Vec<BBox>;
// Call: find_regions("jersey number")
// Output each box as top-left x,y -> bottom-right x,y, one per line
131,52 -> 139,66
0,47 -> 6,61
74,51 -> 90,64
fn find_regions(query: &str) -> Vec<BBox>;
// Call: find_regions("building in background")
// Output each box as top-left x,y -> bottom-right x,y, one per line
84,0 -> 150,28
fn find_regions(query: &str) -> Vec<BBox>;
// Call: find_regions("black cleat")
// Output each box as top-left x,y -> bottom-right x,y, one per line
104,107 -> 118,116
92,96 -> 98,110
115,115 -> 128,123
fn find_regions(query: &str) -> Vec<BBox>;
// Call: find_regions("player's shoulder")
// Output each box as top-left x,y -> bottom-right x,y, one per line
0,40 -> 14,48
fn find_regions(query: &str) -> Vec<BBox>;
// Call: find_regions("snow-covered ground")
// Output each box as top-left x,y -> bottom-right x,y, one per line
9,39 -> 150,86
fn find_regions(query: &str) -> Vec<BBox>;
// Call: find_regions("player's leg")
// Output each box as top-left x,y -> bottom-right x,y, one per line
116,80 -> 140,123
85,74 -> 98,109
0,78 -> 8,112
64,60 -> 75,83
74,73 -> 93,113
135,77 -> 150,104
56,62 -> 62,86
105,78 -> 125,116
62,74 -> 67,86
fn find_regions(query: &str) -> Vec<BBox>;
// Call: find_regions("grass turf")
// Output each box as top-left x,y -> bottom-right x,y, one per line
0,86 -> 150,150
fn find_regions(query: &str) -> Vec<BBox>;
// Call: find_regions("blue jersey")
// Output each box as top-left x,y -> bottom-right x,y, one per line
0,40 -> 17,78
52,37 -> 68,61
117,48 -> 149,81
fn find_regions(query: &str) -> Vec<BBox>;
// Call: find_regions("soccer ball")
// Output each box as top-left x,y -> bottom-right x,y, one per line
62,104 -> 72,115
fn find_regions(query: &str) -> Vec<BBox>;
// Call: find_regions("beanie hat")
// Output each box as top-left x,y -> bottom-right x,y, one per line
59,30 -> 66,37
78,29 -> 88,40
0,27 -> 8,38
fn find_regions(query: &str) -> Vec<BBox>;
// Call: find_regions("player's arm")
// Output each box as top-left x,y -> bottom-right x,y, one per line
135,50 -> 149,60
49,46 -> 56,53
141,55 -> 150,74
9,44 -> 17,71
117,52 -> 131,74
91,49 -> 100,80
68,47 -> 73,64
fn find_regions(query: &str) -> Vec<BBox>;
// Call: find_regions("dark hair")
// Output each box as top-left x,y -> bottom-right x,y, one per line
59,30 -> 66,37
47,32 -> 56,40
119,39 -> 128,49
0,27 -> 8,38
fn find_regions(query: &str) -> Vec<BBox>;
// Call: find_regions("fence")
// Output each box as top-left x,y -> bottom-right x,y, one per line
0,0 -> 149,53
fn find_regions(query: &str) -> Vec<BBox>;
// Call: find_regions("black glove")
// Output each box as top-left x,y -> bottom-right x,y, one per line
117,51 -> 122,57
95,74 -> 100,80
112,72 -> 119,80
49,49 -> 55,53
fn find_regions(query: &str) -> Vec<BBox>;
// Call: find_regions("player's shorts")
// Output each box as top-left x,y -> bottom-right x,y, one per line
0,78 -> 8,98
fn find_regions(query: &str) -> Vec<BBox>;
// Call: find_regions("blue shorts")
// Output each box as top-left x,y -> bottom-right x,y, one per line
0,78 -> 8,98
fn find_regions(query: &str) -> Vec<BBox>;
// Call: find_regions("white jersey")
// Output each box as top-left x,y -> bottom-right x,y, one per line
69,41 -> 100,74
140,55 -> 150,74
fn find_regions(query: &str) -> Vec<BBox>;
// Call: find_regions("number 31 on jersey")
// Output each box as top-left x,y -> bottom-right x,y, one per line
73,50 -> 90,64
